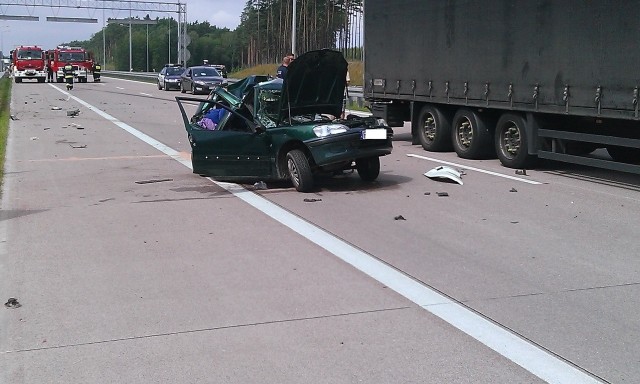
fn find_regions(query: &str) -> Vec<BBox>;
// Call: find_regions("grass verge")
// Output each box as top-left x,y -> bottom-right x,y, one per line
0,76 -> 11,183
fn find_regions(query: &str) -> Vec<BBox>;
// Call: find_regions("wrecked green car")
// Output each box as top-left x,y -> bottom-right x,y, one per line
176,49 -> 393,192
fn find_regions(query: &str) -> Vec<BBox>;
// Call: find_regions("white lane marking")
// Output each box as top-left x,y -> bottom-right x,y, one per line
116,86 -> 124,90
47,84 -> 602,384
407,153 -> 543,185
140,92 -> 152,97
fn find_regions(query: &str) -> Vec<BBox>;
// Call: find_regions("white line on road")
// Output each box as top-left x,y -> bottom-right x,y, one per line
47,84 -> 602,384
407,153 -> 543,184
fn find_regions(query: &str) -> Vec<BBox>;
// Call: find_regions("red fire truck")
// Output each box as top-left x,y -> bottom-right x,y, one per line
47,46 -> 94,83
11,45 -> 46,83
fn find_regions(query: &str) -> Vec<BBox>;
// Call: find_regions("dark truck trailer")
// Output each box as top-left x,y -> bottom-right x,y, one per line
365,0 -> 640,173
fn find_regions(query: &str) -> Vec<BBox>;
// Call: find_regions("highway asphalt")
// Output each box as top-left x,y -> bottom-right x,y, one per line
2,77 -> 640,383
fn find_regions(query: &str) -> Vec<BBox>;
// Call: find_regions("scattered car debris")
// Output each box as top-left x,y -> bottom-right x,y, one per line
44,127 -> 50,130
510,221 -> 519,224
10,115 -> 18,120
424,166 -> 463,185
69,144 -> 87,149
303,198 -> 322,203
51,107 -> 62,110
67,109 -> 80,117
69,123 -> 84,130
510,188 -> 518,192
135,178 -> 173,184
515,169 -> 528,176
253,181 -> 268,190
436,192 -> 449,197
30,137 -> 38,141
4,298 -> 21,309
394,215 -> 406,220
424,192 -> 431,195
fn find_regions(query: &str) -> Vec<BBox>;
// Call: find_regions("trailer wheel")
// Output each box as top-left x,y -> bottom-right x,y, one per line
14,77 -> 21,83
606,146 -> 640,164
417,105 -> 452,151
452,108 -> 494,159
495,113 -> 535,168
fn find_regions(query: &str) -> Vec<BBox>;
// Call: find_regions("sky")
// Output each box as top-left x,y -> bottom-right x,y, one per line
1,0 -> 245,56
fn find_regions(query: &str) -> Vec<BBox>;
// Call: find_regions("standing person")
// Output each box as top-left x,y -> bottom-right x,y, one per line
46,60 -> 54,83
63,63 -> 74,90
276,56 -> 291,79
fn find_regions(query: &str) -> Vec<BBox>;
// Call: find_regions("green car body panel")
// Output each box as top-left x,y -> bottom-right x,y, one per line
176,49 -> 393,187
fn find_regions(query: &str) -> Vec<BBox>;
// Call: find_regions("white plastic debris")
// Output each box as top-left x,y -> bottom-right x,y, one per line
424,166 -> 464,185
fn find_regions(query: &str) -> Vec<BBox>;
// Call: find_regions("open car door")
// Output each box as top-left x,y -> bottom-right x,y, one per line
175,96 -> 273,180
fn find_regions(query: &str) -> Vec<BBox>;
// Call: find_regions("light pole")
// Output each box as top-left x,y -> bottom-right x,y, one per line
146,23 -> 149,72
291,0 -> 296,56
129,10 -> 132,71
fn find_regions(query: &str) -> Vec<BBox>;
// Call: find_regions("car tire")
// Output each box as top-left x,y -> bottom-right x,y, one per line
158,81 -> 162,90
356,156 -> 380,181
286,149 -> 314,192
163,81 -> 169,91
417,105 -> 452,151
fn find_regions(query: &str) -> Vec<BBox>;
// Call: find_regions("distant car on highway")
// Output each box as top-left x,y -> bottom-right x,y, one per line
180,65 -> 227,95
157,64 -> 184,91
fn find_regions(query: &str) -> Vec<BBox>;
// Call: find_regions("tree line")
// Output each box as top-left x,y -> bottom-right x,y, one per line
70,0 -> 362,72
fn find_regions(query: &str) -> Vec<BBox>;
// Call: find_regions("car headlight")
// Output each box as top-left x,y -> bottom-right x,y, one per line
313,124 -> 348,137
195,80 -> 206,85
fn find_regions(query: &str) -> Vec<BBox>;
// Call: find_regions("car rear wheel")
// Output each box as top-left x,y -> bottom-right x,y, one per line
286,149 -> 314,192
356,156 -> 380,181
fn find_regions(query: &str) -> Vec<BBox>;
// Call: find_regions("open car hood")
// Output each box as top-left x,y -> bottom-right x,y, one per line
278,49 -> 348,124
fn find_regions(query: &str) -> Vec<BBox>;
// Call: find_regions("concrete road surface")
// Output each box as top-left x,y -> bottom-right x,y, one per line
2,77 -> 639,383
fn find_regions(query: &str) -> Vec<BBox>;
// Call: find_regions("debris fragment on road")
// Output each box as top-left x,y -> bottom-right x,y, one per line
4,298 -> 21,309
303,198 -> 322,203
510,188 -> 518,192
436,192 -> 449,197
424,166 -> 463,185
69,144 -> 87,149
515,169 -> 528,176
67,109 -> 80,117
30,137 -> 38,141
135,178 -> 173,184
253,181 -> 268,190
424,192 -> 431,195
10,115 -> 18,120
394,215 -> 406,220
51,107 -> 62,110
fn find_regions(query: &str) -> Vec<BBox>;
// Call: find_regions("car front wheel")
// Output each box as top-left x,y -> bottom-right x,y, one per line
286,149 -> 314,192
356,156 -> 380,181
158,81 -> 162,90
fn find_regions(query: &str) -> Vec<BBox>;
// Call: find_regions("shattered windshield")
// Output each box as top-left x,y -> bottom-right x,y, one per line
255,89 -> 280,128
17,50 -> 43,60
